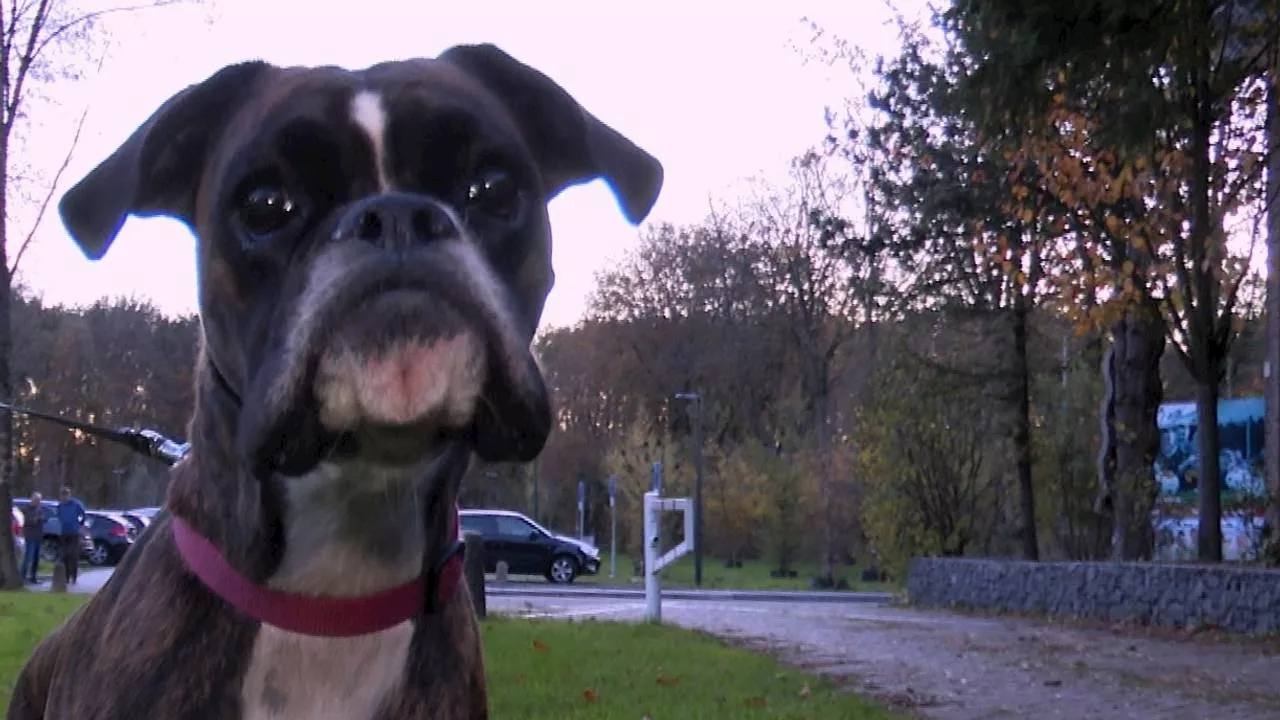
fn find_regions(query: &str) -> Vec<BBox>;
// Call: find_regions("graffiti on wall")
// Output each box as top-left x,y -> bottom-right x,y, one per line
1152,397 -> 1267,562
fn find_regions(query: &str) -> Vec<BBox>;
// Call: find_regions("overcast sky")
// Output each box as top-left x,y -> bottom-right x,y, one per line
14,0 -> 928,330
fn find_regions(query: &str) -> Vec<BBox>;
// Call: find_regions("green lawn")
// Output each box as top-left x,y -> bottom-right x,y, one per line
484,616 -> 903,719
0,592 -> 903,719
0,593 -> 86,709
567,553 -> 897,593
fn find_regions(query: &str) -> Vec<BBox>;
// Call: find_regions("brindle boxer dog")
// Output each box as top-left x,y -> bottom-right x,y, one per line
7,44 -> 662,720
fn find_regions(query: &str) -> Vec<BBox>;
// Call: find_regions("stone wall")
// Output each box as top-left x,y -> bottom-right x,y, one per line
906,557 -> 1280,635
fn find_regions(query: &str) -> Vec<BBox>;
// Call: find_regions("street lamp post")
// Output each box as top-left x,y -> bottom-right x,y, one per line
674,391 -> 704,587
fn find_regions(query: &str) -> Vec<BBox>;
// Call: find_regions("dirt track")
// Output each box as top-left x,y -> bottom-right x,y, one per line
489,594 -> 1280,719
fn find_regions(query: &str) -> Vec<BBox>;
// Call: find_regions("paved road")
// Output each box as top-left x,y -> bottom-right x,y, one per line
486,582 -> 894,604
25,567 -> 112,594
41,568 -> 1280,720
488,593 -> 1280,720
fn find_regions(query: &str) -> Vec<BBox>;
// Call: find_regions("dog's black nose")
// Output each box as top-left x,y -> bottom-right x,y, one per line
333,192 -> 459,248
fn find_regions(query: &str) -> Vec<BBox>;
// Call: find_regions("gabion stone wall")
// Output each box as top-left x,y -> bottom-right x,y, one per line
906,557 -> 1280,635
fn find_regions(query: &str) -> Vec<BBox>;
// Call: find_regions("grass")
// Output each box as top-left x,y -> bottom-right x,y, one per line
0,593 -> 903,719
484,615 -> 903,719
0,593 -> 87,708
549,552 -> 897,593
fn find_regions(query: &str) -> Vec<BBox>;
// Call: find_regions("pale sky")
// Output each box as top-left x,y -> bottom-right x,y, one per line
15,0 -> 927,330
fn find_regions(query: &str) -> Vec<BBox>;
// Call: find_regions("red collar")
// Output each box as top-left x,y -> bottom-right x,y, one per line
170,511 -> 464,638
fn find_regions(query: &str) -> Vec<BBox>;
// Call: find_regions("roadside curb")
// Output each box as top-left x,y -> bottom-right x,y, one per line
485,585 -> 895,604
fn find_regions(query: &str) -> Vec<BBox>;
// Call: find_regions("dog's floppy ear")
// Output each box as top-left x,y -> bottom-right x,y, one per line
59,61 -> 271,260
440,44 -> 664,225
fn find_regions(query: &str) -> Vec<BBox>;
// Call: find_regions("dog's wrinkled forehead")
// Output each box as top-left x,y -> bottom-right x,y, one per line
58,43 -> 664,283
209,60 -> 523,205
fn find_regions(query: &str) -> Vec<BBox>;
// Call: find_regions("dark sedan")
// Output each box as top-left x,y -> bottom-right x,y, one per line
459,509 -> 601,584
84,510 -> 138,566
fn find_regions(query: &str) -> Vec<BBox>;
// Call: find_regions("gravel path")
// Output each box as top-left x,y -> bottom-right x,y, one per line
489,595 -> 1280,719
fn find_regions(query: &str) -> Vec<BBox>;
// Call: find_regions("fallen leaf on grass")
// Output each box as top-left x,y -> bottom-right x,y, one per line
745,696 -> 767,708
656,674 -> 680,687
582,688 -> 599,702
798,683 -> 811,698
532,639 -> 550,653
514,674 -> 525,685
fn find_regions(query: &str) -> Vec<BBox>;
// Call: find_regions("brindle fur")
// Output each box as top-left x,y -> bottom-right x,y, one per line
7,44 -> 661,720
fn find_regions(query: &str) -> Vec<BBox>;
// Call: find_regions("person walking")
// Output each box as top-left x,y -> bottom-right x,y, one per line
56,486 -> 86,584
19,491 -> 45,584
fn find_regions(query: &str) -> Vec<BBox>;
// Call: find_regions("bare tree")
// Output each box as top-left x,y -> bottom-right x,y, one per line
0,0 -> 191,589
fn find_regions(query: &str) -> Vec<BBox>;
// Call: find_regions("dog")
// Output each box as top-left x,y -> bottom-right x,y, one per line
7,44 -> 662,720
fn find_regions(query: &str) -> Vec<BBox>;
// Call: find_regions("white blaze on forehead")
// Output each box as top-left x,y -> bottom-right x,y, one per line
350,90 -> 392,191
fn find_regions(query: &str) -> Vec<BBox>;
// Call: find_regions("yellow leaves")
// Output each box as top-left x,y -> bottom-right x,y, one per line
799,683 -> 811,698
656,674 -> 680,687
581,687 -> 599,702
532,639 -> 550,653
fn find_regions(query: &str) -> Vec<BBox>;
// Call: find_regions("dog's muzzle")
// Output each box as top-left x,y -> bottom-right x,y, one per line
238,192 -> 551,476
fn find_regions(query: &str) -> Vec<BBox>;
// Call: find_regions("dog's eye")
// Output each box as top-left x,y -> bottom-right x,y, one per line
237,186 -> 298,240
466,169 -> 521,223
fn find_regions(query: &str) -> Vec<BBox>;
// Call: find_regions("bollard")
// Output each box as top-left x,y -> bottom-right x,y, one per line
494,560 -> 509,585
51,561 -> 67,593
463,531 -> 486,619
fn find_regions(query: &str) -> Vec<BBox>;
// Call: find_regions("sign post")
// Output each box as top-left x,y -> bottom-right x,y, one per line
608,475 -> 618,578
576,480 -> 586,539
642,484 -> 695,623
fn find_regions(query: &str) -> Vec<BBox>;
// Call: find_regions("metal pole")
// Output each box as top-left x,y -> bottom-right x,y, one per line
693,396 -> 704,587
531,456 -> 540,524
675,392 -> 706,587
643,490 -> 661,622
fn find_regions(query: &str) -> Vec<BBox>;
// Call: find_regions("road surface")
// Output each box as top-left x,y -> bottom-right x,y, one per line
39,569 -> 1280,719
488,592 -> 1280,720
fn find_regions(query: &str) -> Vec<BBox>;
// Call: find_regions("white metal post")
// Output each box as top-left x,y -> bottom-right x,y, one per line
644,490 -> 661,621
609,486 -> 617,579
643,490 -> 696,623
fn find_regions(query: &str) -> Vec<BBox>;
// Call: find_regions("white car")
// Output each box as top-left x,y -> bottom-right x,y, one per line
11,507 -> 24,566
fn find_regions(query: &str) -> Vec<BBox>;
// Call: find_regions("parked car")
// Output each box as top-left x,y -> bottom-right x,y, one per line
10,507 -> 23,565
109,509 -> 152,534
459,508 -> 601,584
84,510 -> 138,566
11,497 -> 93,563
127,506 -> 161,520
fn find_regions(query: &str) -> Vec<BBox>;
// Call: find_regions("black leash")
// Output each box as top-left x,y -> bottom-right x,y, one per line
0,400 -> 190,467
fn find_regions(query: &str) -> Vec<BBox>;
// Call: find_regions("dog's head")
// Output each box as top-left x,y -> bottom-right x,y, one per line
59,45 -> 662,478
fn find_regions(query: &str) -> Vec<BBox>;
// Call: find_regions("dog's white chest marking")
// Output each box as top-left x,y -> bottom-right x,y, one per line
351,90 -> 392,191
239,462 -> 427,719
240,621 -> 414,720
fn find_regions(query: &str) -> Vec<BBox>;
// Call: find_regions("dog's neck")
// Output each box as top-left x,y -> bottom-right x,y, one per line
269,460 -> 435,597
168,359 -> 468,595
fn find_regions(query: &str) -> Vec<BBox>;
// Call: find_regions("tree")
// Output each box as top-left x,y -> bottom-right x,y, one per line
857,347 -> 1000,577
943,0 -> 1277,561
0,0 -> 198,588
854,20 -> 1046,559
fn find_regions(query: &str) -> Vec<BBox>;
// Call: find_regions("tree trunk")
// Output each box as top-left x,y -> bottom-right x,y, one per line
1196,369 -> 1224,562
1263,70 -> 1280,565
1011,297 -> 1039,561
1189,41 -> 1223,564
0,158 -> 18,590
1110,298 -> 1166,560
812,362 -> 836,584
